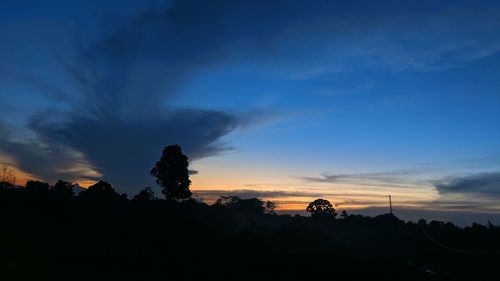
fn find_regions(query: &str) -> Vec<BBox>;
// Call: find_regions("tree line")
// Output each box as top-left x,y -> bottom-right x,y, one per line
1,145 -> 500,280
1,145 -> 338,218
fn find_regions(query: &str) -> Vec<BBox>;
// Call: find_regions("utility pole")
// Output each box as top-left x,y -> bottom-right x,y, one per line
387,195 -> 393,215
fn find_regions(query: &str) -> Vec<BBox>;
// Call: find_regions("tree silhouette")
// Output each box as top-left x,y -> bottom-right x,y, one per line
306,199 -> 337,218
79,180 -> 124,202
239,198 -> 265,214
25,180 -> 49,192
132,187 -> 155,202
341,210 -> 349,220
214,196 -> 267,214
265,200 -> 277,215
51,180 -> 75,197
151,145 -> 192,202
214,196 -> 241,208
0,166 -> 16,187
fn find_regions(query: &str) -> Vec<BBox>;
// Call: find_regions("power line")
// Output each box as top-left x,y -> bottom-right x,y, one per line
421,227 -> 500,255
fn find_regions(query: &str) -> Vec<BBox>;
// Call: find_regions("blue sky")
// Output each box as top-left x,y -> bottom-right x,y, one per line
1,0 -> 499,224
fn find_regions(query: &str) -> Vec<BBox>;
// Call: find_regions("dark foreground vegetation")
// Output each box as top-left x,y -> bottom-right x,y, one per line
1,146 -> 500,280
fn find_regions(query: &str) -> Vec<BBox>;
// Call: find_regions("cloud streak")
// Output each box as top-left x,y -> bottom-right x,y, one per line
300,168 -> 431,188
0,123 -> 100,183
435,172 -> 500,198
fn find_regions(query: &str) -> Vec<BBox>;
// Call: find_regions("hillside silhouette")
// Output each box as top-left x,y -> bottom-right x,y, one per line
1,145 -> 500,280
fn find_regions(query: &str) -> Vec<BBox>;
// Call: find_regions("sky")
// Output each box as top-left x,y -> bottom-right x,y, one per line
1,0 -> 499,225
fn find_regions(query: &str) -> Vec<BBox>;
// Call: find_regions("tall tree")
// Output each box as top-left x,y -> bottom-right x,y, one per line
151,145 -> 192,201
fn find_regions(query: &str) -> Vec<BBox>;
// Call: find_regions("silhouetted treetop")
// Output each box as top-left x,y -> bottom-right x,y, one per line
306,198 -> 337,218
214,196 -> 241,208
51,180 -> 75,197
341,210 -> 349,220
151,145 -> 192,201
79,180 -> 125,202
132,187 -> 155,202
25,180 -> 50,192
265,200 -> 277,215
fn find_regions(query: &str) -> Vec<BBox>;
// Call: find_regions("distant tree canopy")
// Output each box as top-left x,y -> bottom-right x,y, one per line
79,180 -> 125,202
341,210 -> 349,220
151,145 -> 192,202
306,199 -> 337,218
3,175 -> 500,280
214,196 -> 241,208
25,180 -> 50,192
214,196 -> 272,214
51,180 -> 74,197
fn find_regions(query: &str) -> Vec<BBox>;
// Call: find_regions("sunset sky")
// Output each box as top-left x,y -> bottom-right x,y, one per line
1,0 -> 499,225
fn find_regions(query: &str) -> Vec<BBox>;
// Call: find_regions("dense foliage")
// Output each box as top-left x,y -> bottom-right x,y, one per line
1,183 -> 500,280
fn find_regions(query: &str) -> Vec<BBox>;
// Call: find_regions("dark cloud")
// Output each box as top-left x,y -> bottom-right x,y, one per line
435,172 -> 500,197
27,109 -> 239,192
1,2 -> 255,192
403,197 -> 499,212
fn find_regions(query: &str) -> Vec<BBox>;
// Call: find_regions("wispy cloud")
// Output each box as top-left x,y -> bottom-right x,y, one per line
434,172 -> 500,198
0,122 -> 101,183
300,168 -> 432,188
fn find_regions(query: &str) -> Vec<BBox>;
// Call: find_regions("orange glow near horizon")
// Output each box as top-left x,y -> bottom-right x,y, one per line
190,175 -> 439,213
1,166 -> 33,186
4,160 -> 440,214
1,167 -> 95,188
